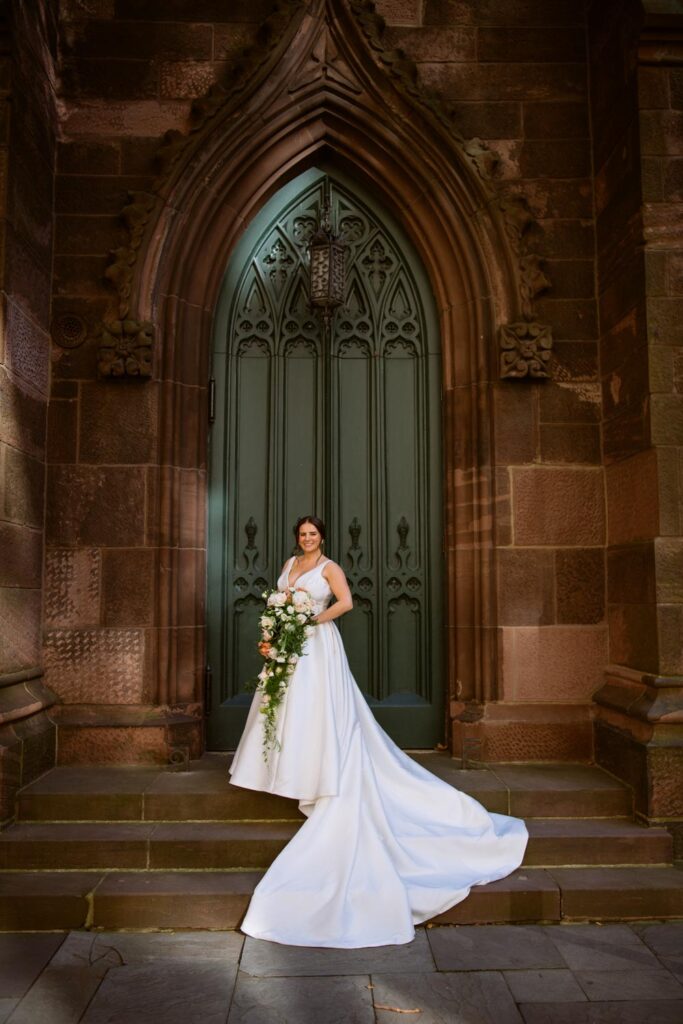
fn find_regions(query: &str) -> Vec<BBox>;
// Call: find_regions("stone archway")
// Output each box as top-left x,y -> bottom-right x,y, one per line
112,0 -> 538,754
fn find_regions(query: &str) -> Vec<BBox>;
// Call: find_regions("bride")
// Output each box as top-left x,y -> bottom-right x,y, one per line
229,515 -> 528,948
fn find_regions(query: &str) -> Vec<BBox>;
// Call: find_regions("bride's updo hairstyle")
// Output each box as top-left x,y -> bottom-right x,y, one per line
293,515 -> 326,550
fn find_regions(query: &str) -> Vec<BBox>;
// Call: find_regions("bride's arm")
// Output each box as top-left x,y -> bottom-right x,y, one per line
314,562 -> 353,624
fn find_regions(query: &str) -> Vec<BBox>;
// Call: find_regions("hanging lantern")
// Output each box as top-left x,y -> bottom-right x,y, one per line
309,199 -> 345,323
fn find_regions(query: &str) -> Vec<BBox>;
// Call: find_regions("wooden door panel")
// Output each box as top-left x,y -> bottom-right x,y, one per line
208,168 -> 442,748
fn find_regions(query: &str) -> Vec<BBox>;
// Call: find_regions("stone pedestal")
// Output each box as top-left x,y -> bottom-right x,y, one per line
594,665 -> 683,856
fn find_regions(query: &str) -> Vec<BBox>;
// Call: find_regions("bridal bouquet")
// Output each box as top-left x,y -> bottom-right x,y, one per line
249,587 -> 317,758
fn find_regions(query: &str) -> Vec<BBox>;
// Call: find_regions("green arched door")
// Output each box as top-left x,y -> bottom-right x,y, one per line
207,168 -> 443,749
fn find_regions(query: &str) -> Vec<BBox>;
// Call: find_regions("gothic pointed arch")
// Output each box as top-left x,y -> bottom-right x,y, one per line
116,0 -> 547,740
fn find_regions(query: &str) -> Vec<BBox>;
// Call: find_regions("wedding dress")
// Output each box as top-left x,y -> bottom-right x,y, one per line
229,556 -> 528,948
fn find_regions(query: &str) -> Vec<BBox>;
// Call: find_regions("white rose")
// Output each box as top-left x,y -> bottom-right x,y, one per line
267,592 -> 287,607
297,613 -> 307,624
289,654 -> 299,664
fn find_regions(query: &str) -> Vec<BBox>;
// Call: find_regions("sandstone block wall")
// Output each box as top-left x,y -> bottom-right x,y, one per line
0,1 -> 59,821
0,0 -> 676,781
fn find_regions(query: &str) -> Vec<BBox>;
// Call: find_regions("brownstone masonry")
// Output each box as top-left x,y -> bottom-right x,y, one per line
0,0 -> 681,855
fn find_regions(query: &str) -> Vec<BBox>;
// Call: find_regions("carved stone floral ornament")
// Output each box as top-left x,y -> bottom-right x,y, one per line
96,320 -> 153,378
499,321 -> 553,380
93,0 -> 554,382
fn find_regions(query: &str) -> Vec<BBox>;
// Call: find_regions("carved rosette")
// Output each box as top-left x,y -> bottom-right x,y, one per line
499,321 -> 553,380
97,320 -> 154,379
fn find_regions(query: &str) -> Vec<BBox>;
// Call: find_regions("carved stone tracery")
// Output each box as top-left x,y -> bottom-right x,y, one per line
98,0 -> 551,371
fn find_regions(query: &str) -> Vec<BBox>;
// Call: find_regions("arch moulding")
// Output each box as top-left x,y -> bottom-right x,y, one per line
120,0 -> 545,752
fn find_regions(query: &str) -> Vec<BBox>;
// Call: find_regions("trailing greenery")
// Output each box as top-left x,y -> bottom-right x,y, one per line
247,587 -> 317,759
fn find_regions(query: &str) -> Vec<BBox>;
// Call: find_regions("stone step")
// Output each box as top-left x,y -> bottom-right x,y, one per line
1,865 -> 682,931
16,756 -> 633,822
0,818 -> 671,871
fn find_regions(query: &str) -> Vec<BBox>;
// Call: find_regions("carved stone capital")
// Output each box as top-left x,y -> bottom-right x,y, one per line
499,321 -> 553,379
96,319 -> 154,379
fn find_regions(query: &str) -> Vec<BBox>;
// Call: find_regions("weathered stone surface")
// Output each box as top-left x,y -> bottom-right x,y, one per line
61,57 -> 158,101
540,382 -> 600,423
44,628 -> 147,703
0,871 -> 95,930
84,960 -> 238,1024
4,932 -> 120,1024
385,26 -> 476,61
67,21 -> 213,61
79,382 -> 158,464
512,467 -> 605,546
58,139 -> 120,174
503,968 -> 586,1003
0,523 -> 42,588
424,1 -> 582,27
46,398 -> 78,463
608,603 -> 659,672
524,101 -> 589,139
228,974 -> 374,1024
101,548 -> 154,627
520,1000 -> 683,1022
55,213 -> 128,255
0,934 -> 66,999
374,0 -> 423,25
46,465 -> 146,546
45,548 -> 101,628
4,298 -> 50,397
574,968 -> 683,1001
2,446 -> 44,527
493,383 -> 538,465
544,922 -> 661,971
497,547 -> 555,626
372,971 -> 522,1024
655,538 -> 683,603
418,62 -> 586,103
555,548 -> 605,623
540,424 -> 601,464
0,367 -> 47,459
159,60 -> 225,100
658,603 -> 683,674
500,625 -> 608,701
241,933 -> 434,978
651,394 -> 683,446
605,449 -> 659,545
607,543 -> 656,604
55,174 -> 152,216
428,923 -> 564,971
520,139 -> 591,179
0,589 -> 42,674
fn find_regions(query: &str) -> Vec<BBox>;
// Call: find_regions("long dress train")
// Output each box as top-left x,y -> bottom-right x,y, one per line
228,557 -> 528,948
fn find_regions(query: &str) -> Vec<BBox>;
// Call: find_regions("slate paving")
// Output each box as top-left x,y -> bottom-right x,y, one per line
0,922 -> 681,1023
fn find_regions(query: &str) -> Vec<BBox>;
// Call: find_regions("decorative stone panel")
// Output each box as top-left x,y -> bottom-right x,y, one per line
45,548 -> 101,628
96,319 -> 153,378
499,321 -> 553,379
45,628 -> 147,703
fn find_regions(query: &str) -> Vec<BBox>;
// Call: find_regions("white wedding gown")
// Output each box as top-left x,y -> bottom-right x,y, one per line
229,556 -> 528,948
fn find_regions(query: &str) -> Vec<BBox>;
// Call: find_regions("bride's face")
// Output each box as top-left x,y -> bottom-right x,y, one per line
298,522 -> 322,555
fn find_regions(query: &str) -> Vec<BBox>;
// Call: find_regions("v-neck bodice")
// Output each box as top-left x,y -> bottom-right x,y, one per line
277,556 -> 332,614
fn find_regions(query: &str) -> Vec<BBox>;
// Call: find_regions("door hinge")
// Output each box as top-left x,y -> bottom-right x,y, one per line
208,376 -> 216,425
204,664 -> 213,716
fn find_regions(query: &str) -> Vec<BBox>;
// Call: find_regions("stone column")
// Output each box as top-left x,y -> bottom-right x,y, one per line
0,1 -> 59,823
589,0 -> 683,848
